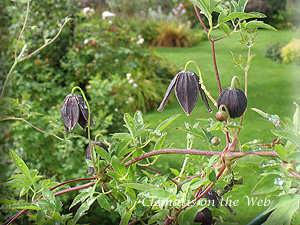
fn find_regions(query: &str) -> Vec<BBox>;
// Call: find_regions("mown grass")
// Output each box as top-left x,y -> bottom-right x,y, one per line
142,29 -> 300,223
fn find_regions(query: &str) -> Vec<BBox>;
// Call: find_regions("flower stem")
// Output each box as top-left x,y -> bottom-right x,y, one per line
71,86 -> 96,174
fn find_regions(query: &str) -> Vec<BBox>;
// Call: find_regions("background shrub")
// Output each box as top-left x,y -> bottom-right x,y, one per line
263,42 -> 283,63
281,38 -> 300,65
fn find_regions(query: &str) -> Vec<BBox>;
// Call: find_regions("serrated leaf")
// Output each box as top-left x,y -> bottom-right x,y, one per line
9,149 -> 32,183
97,193 -> 110,211
244,20 -> 277,31
252,174 -> 281,195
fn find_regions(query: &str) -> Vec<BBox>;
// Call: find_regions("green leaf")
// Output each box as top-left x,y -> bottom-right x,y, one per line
251,108 -> 280,126
120,209 -> 133,225
206,166 -> 217,183
264,194 -> 300,225
236,154 -> 264,167
154,132 -> 167,150
189,0 -> 211,20
95,144 -> 108,160
252,174 -> 282,195
111,156 -> 126,176
218,8 -> 230,24
219,23 -> 231,36
244,20 -> 277,31
10,203 -> 41,210
238,0 -> 249,12
20,187 -> 30,197
124,113 -> 136,137
286,152 -> 300,163
70,192 -> 90,209
134,111 -> 144,126
112,132 -> 132,140
97,193 -> 111,211
178,205 -> 206,225
149,210 -> 168,224
210,122 -> 224,131
272,130 -> 300,148
209,0 -> 222,13
155,114 -> 181,133
275,144 -> 288,161
9,149 -> 32,183
72,197 -> 96,225
223,12 -> 265,22
120,183 -> 159,191
293,102 -> 300,133
42,188 -> 55,204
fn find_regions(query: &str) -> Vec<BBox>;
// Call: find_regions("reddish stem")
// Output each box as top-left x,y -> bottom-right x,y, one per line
137,163 -> 178,185
3,181 -> 95,225
125,149 -> 222,167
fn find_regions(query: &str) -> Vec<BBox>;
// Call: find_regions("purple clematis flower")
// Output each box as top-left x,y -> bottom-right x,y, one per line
157,70 -> 212,115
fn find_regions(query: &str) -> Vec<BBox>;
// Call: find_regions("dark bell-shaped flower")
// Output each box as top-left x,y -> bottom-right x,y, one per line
86,141 -> 108,175
157,70 -> 212,115
194,208 -> 213,225
61,94 -> 96,132
217,87 -> 247,119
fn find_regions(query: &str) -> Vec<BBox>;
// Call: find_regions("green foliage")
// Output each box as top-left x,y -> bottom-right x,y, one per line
264,42 -> 283,63
281,38 -> 300,65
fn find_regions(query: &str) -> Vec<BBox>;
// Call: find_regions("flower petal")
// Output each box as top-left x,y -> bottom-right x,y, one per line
157,71 -> 182,112
61,94 -> 79,132
76,95 -> 96,128
175,71 -> 199,115
199,85 -> 213,113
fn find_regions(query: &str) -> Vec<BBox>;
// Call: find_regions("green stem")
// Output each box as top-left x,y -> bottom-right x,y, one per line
184,60 -> 204,84
71,86 -> 96,174
230,76 -> 241,90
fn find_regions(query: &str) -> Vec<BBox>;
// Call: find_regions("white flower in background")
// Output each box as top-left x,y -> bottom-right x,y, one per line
126,73 -> 131,80
84,39 -> 89,44
102,11 -> 116,20
128,97 -> 134,102
115,58 -> 119,62
114,108 -> 119,112
136,37 -> 144,45
83,7 -> 95,16
128,79 -> 134,83
133,83 -> 138,87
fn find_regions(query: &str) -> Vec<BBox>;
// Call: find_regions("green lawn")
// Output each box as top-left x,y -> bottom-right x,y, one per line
142,29 -> 300,223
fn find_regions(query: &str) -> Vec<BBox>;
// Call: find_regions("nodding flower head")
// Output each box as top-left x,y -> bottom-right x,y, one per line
61,94 -> 96,132
217,87 -> 247,119
157,70 -> 212,115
